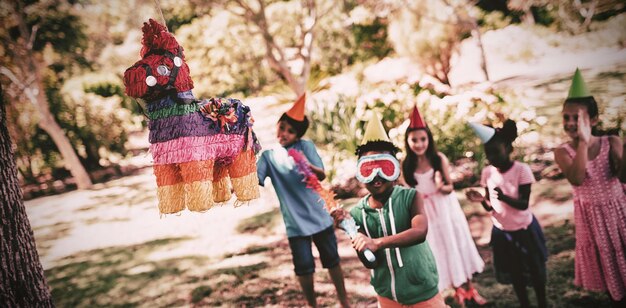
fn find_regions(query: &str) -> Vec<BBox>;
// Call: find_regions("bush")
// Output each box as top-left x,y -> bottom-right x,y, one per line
307,68 -> 543,188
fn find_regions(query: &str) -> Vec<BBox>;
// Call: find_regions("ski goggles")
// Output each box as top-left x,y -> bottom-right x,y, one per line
356,154 -> 400,183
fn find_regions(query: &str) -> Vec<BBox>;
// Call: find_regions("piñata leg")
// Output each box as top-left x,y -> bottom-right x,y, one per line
179,159 -> 215,212
228,149 -> 260,203
213,164 -> 231,203
153,163 -> 186,214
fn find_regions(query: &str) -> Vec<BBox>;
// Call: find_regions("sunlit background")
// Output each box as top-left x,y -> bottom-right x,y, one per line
1,0 -> 625,306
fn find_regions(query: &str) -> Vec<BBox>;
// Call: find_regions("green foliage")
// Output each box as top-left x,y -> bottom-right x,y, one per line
313,10 -> 359,75
191,285 -> 213,303
477,10 -> 513,30
306,72 -> 544,182
159,0 -> 199,32
23,3 -> 88,54
177,13 -> 273,97
54,74 -> 135,170
235,209 -> 280,234
351,18 -> 394,62
386,1 -> 475,84
0,0 -> 143,183
308,96 -> 362,157
307,95 -> 363,182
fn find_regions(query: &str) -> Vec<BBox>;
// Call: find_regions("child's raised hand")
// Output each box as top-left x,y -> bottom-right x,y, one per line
493,187 -> 507,201
577,109 -> 592,143
465,189 -> 484,202
330,208 -> 348,227
352,233 -> 380,252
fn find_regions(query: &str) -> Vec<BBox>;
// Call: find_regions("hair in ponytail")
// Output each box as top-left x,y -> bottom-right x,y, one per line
487,119 -> 518,152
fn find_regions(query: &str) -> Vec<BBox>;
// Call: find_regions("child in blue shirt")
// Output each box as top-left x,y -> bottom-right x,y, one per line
257,96 -> 350,308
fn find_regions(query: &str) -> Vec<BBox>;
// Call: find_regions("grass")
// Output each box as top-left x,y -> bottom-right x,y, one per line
42,178 -> 617,307
223,245 -> 271,258
43,207 -> 616,307
190,285 -> 213,303
213,262 -> 268,282
45,237 -> 201,307
235,208 -> 280,234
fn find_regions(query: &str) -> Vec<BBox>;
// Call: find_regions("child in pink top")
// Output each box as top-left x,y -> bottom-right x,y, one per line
466,119 -> 548,308
553,70 -> 626,306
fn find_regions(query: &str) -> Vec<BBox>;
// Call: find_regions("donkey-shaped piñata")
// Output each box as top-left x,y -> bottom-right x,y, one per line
123,19 -> 260,214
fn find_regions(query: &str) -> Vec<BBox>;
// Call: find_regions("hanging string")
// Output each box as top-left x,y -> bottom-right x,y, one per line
153,0 -> 168,31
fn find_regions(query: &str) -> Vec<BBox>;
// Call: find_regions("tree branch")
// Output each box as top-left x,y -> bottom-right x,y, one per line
0,67 -> 26,91
27,24 -> 38,51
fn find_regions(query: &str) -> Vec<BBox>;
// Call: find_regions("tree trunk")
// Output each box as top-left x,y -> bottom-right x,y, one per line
3,0 -> 93,189
471,26 -> 490,82
0,87 -> 55,307
31,76 -> 93,189
522,7 -> 535,25
232,0 -> 313,96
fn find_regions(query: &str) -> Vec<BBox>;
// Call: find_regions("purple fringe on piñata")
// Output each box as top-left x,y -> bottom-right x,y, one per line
148,96 -> 254,144
148,113 -> 234,143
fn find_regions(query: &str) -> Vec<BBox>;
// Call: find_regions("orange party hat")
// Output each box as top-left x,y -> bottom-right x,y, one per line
286,93 -> 306,121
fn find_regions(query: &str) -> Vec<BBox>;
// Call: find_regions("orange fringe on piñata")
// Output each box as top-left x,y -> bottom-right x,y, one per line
229,149 -> 260,204
212,165 -> 232,203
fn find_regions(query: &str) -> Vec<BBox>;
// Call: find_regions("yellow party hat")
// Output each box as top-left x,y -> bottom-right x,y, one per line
361,113 -> 390,144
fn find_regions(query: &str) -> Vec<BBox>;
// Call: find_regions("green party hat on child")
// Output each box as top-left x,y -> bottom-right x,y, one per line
361,113 -> 390,144
567,68 -> 592,99
468,122 -> 495,144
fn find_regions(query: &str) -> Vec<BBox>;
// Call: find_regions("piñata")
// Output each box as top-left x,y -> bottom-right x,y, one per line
123,19 -> 260,214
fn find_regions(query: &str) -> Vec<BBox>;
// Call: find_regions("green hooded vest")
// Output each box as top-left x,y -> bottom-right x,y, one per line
350,186 -> 439,304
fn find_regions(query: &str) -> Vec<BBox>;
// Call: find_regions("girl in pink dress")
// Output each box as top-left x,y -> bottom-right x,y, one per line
553,70 -> 626,306
402,106 -> 486,307
466,119 -> 548,308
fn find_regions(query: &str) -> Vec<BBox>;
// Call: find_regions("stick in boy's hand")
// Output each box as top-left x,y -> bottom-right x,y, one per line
331,209 -> 376,262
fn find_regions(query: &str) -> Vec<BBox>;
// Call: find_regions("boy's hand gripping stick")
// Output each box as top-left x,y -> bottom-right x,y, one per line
339,216 -> 376,263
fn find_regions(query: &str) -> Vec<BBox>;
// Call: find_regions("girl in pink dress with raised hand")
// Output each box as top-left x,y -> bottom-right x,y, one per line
402,106 -> 486,307
553,69 -> 626,307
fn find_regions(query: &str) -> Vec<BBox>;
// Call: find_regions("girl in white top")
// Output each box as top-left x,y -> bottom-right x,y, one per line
402,106 -> 486,307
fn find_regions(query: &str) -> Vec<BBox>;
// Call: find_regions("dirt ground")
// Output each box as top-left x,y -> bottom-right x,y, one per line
31,168 -> 616,307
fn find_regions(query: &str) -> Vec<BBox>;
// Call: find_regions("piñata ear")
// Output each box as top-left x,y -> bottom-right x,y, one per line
140,18 -> 181,57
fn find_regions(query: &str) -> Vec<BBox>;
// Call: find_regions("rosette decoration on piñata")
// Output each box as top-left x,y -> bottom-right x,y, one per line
123,19 -> 260,214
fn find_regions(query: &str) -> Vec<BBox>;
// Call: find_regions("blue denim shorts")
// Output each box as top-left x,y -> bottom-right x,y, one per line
288,226 -> 340,276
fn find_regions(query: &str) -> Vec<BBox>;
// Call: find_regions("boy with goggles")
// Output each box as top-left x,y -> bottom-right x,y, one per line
332,114 -> 445,308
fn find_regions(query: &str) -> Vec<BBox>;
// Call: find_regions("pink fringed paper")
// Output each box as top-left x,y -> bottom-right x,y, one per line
287,149 -> 340,213
150,135 -> 245,165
